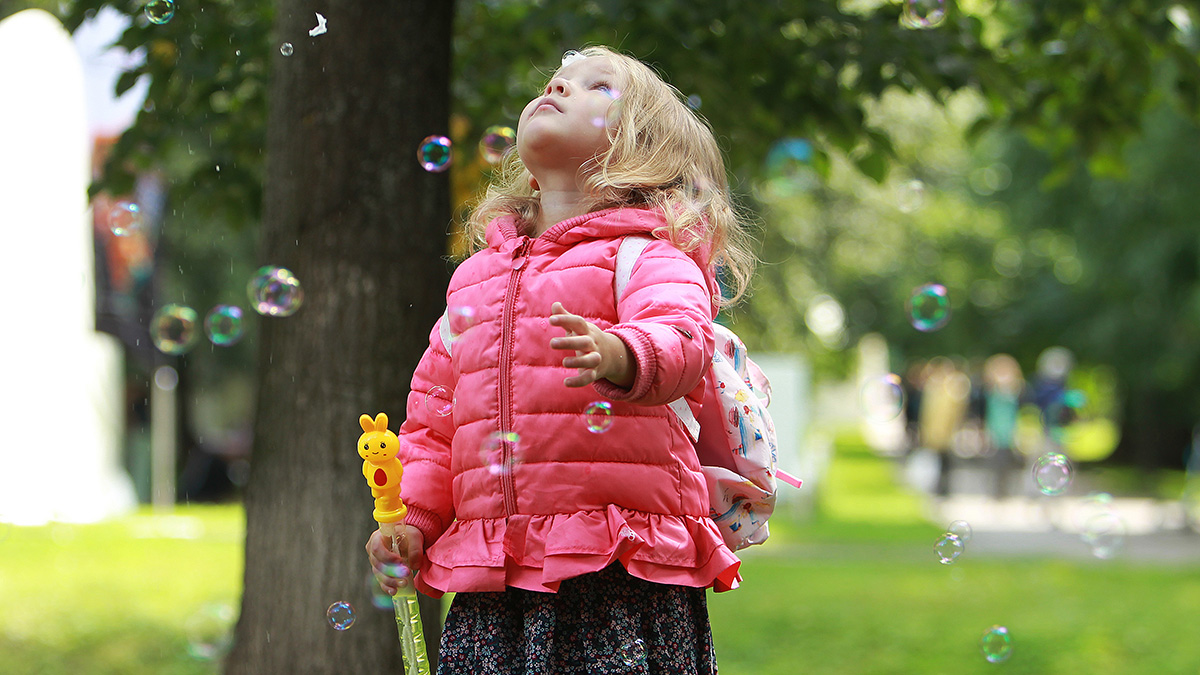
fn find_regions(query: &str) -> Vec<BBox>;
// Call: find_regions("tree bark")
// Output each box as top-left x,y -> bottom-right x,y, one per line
227,0 -> 453,672
1109,386 -> 1191,472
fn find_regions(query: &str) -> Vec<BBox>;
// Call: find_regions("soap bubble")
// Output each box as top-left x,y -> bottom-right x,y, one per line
947,520 -> 972,544
366,573 -> 393,610
595,92 -> 624,129
479,126 -> 516,164
143,0 -> 175,24
859,374 -> 905,421
204,305 -> 244,346
151,304 -> 199,355
584,401 -> 614,433
446,305 -> 477,340
618,638 -> 646,667
934,533 -> 964,564
896,179 -> 927,212
326,601 -> 355,631
901,0 -> 947,29
425,385 -> 454,418
1033,452 -> 1072,496
418,135 -> 453,172
248,266 -> 304,317
185,603 -> 236,660
109,200 -> 143,237
480,431 -> 521,476
980,625 -> 1013,663
1082,511 -> 1126,559
280,42 -> 294,56
686,94 -> 702,110
765,137 -> 813,176
906,283 -> 950,332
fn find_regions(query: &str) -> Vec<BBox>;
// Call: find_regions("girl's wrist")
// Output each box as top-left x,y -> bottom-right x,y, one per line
601,332 -> 635,388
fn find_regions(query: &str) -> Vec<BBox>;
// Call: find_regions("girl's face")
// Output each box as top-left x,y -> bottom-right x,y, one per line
516,56 -> 625,180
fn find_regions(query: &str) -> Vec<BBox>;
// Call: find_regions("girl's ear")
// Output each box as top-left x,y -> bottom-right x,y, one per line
359,414 -> 374,434
374,412 -> 389,432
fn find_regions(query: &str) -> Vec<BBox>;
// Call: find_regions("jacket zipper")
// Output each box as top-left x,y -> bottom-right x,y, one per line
498,237 -> 532,516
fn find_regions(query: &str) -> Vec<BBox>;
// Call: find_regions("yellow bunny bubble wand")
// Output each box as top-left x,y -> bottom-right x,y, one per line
358,412 -> 430,675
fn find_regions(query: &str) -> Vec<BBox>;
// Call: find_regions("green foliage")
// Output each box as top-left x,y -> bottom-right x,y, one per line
61,0 -> 270,232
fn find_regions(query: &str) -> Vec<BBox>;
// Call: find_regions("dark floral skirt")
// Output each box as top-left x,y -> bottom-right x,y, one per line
436,563 -> 717,674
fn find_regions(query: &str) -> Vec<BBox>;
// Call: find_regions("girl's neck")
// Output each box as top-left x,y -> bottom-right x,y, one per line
531,186 -> 592,237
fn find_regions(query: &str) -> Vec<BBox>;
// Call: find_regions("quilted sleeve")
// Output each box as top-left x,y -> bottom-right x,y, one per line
396,315 -> 457,544
592,238 -> 715,406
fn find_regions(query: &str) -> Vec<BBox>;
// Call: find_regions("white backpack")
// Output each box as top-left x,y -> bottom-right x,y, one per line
616,236 -> 799,551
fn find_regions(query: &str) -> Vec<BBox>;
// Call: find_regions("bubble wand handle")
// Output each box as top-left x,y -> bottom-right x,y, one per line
382,521 -> 431,675
358,412 -> 430,675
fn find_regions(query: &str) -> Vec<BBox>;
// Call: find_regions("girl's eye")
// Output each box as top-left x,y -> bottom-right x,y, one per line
593,83 -> 611,93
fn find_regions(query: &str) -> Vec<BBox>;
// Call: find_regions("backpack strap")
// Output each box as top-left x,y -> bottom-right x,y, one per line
438,308 -> 454,356
615,236 -> 702,441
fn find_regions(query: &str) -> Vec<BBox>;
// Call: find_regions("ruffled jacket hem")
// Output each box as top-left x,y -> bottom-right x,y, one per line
412,505 -> 741,597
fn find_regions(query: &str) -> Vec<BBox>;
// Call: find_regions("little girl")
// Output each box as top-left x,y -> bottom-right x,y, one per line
368,45 -> 757,674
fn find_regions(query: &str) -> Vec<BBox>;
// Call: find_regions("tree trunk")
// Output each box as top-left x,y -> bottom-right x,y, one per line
227,0 -> 453,672
1109,386 -> 1191,472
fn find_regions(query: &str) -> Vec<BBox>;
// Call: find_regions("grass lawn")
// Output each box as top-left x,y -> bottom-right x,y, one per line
2,433 -> 1198,674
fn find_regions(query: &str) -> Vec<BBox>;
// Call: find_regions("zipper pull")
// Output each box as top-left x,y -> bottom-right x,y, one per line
511,239 -> 531,270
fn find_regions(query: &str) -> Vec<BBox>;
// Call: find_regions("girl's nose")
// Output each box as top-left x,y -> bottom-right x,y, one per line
546,78 -> 569,96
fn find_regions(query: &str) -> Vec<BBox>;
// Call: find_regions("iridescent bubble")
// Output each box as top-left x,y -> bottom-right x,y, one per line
446,304 -> 477,340
906,283 -> 950,332
479,125 -> 516,164
151,304 -> 199,355
618,638 -> 646,667
686,94 -> 702,110
934,532 -> 964,564
947,520 -> 972,544
595,90 -> 624,129
1082,511 -> 1126,559
280,42 -> 294,56
326,601 -> 355,631
584,401 -> 614,434
765,137 -> 813,176
366,572 -> 393,611
144,0 -> 175,24
204,305 -> 244,346
418,135 -> 453,173
1033,452 -> 1073,496
859,374 -> 905,421
901,0 -> 947,29
425,385 -> 454,418
185,603 -> 236,660
109,200 -> 143,237
897,179 -> 927,212
980,625 -> 1013,663
247,266 -> 304,317
480,431 -> 521,476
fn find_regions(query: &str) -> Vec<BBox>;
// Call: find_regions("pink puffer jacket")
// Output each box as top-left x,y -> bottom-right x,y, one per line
398,206 -> 741,596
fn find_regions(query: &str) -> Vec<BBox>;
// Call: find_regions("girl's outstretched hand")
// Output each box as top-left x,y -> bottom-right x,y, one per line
366,526 -> 424,596
548,301 -> 634,388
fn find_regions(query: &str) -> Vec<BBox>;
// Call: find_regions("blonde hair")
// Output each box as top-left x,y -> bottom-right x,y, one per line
467,46 -> 757,305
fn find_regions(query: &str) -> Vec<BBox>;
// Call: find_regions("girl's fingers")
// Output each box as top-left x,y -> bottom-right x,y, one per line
563,353 -> 601,369
550,335 -> 595,352
563,370 -> 598,387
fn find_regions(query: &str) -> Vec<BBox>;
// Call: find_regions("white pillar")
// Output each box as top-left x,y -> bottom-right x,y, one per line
0,9 -> 136,525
